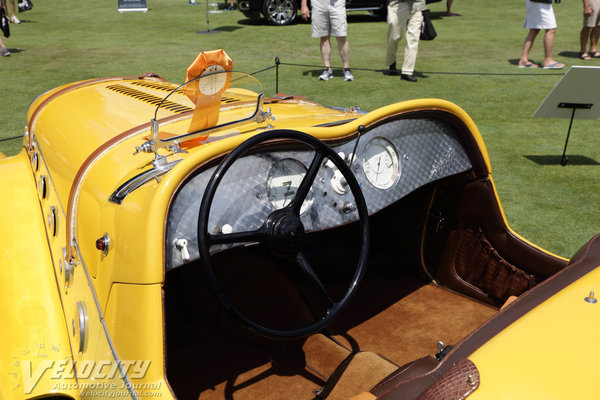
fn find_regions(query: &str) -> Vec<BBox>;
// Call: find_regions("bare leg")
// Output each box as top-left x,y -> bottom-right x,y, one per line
320,36 -> 332,68
542,28 -> 559,66
8,0 -> 15,17
590,26 -> 600,54
519,29 -> 539,66
446,0 -> 455,16
335,36 -> 350,69
580,27 -> 591,53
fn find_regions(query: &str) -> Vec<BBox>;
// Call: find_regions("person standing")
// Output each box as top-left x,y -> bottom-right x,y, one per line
1,0 -> 10,56
301,0 -> 354,81
579,0 -> 600,59
519,0 -> 564,69
385,0 -> 426,82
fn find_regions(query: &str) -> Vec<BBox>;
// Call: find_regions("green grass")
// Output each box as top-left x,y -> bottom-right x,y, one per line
1,0 -> 599,257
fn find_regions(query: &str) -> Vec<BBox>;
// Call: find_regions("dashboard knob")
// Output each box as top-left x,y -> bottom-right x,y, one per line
342,202 -> 356,214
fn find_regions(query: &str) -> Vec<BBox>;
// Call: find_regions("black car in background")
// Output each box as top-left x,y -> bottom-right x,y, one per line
237,0 -> 439,26
238,0 -> 386,25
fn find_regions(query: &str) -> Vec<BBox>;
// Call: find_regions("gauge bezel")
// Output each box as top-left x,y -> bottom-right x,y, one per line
266,158 -> 314,214
361,136 -> 401,190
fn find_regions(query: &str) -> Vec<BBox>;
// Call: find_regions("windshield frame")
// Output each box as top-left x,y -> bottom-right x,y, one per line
149,71 -> 266,151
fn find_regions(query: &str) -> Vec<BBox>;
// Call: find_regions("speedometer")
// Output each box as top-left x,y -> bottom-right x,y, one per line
361,137 -> 401,189
266,159 -> 314,214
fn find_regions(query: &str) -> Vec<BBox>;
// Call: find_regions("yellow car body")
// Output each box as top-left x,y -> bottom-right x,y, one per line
1,51 -> 599,400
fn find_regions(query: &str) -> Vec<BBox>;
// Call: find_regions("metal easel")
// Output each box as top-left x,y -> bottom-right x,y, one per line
196,0 -> 221,34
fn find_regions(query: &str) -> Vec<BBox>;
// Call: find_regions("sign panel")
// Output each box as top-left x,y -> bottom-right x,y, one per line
534,66 -> 600,120
118,0 -> 148,13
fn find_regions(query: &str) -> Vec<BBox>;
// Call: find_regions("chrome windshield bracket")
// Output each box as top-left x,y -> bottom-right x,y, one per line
109,159 -> 182,204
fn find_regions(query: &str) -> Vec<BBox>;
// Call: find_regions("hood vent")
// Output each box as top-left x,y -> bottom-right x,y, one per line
106,82 -> 250,114
106,84 -> 193,114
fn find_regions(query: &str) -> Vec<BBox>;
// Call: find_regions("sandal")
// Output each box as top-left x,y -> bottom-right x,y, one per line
579,52 -> 592,60
589,51 -> 600,58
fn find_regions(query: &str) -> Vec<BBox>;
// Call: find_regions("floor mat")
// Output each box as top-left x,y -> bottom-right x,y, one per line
329,282 -> 498,366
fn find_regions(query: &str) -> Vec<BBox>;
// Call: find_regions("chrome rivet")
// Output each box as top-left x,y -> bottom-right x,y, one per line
466,374 -> 476,386
585,291 -> 597,304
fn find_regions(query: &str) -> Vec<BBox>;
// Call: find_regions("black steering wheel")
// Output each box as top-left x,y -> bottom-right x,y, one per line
197,129 -> 369,339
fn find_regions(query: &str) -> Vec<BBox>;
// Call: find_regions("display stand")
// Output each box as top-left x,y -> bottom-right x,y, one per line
196,0 -> 221,34
534,66 -> 600,166
118,0 -> 148,13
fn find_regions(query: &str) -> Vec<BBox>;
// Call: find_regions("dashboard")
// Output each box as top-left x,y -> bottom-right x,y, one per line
166,117 -> 472,270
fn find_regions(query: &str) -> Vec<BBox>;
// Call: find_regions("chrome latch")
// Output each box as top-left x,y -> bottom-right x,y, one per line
173,238 -> 191,262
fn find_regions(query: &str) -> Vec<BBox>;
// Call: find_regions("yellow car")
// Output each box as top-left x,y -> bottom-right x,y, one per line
2,50 -> 599,400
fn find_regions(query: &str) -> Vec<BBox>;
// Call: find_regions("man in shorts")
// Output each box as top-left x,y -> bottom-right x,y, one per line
518,0 -> 564,69
301,0 -> 354,81
579,0 -> 600,59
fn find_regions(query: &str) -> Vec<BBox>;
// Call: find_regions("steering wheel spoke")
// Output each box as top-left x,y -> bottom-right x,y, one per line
296,251 -> 334,309
208,228 -> 266,246
290,151 -> 324,215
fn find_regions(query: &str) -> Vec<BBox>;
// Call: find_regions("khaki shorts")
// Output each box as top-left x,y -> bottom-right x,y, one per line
311,0 -> 347,37
584,0 -> 600,27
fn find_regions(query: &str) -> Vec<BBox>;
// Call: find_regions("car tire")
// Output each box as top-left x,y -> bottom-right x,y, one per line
262,0 -> 297,25
373,7 -> 387,19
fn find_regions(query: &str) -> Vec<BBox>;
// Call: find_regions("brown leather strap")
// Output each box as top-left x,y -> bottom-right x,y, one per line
417,359 -> 479,400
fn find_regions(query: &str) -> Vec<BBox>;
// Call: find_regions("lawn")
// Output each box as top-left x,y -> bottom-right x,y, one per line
1,0 -> 599,257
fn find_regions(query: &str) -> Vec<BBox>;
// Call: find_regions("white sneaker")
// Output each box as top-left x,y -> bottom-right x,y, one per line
343,69 -> 354,81
319,68 -> 333,81
10,15 -> 21,23
0,47 -> 11,57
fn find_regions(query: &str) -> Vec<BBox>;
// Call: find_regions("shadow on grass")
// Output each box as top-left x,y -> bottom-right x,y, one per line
524,155 -> 600,166
507,58 -> 541,67
558,50 -> 595,59
429,11 -> 461,19
237,18 -> 281,26
211,25 -> 243,32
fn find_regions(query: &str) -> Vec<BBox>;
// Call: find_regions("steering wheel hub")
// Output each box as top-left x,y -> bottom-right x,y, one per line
268,212 -> 305,254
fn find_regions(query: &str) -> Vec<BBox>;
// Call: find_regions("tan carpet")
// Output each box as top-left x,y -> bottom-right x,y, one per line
330,283 -> 498,367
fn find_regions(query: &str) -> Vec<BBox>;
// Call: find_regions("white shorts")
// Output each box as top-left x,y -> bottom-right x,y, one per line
523,0 -> 557,30
311,0 -> 347,37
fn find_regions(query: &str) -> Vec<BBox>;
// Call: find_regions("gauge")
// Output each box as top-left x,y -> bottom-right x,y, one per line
362,137 -> 401,189
267,159 -> 314,214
